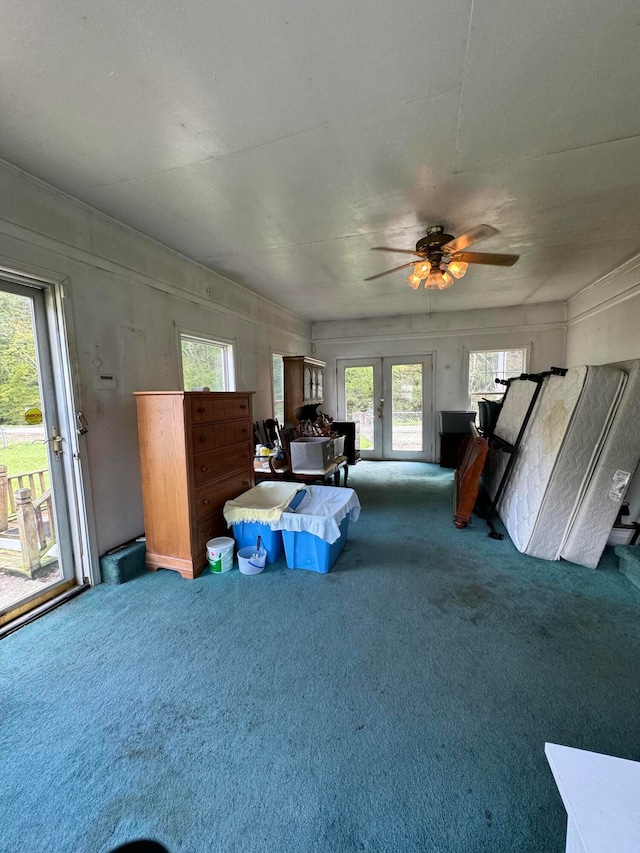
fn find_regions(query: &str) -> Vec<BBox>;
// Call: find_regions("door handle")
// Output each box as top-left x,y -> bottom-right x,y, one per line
43,425 -> 64,457
376,398 -> 384,419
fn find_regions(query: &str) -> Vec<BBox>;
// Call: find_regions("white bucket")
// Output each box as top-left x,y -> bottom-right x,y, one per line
237,546 -> 267,575
206,537 -> 235,573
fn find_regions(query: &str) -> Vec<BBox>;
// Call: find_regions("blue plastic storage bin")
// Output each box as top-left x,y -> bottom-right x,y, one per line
282,514 -> 350,573
230,489 -> 307,564
231,522 -> 283,563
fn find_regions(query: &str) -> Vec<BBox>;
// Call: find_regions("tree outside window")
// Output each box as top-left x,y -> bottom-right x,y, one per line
180,334 -> 234,391
468,348 -> 526,410
272,355 -> 284,422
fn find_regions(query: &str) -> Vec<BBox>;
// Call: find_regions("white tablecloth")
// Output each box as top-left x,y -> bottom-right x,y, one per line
271,485 -> 361,544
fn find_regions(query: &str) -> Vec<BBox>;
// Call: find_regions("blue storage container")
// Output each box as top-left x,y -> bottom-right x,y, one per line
282,514 -> 350,573
230,489 -> 307,564
231,522 -> 283,563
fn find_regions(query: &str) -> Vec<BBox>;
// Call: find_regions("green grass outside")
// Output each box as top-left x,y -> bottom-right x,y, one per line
0,442 -> 50,490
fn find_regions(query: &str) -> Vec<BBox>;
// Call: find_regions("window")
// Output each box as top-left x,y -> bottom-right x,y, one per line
272,354 -> 285,422
468,348 -> 527,410
180,333 -> 235,391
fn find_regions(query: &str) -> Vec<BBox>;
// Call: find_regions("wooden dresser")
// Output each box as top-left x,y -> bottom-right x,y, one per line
283,355 -> 326,424
134,391 -> 255,578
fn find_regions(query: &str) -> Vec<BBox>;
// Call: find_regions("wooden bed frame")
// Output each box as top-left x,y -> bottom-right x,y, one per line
453,423 -> 489,529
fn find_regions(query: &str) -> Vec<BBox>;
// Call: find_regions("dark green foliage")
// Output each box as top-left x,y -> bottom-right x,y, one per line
0,292 -> 41,424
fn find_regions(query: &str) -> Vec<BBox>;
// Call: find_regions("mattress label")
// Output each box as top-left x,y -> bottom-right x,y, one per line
609,470 -> 631,502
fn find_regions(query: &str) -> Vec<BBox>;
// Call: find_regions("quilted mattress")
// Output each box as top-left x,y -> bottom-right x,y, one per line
561,361 -> 640,568
484,377 -> 540,501
496,365 -> 627,559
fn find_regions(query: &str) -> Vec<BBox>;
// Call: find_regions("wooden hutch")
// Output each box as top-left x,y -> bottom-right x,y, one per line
283,356 -> 326,424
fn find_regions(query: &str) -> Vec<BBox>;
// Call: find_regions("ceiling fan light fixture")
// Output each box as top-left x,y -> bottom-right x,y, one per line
366,224 -> 519,290
448,259 -> 468,279
440,270 -> 454,289
425,268 -> 446,290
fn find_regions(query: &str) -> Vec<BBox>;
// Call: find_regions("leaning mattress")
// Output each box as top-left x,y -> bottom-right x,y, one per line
484,377 -> 540,501
497,365 -> 627,559
561,361 -> 640,568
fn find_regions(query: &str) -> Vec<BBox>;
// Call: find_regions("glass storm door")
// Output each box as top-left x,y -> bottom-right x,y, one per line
339,359 -> 383,460
0,280 -> 76,626
338,356 -> 433,461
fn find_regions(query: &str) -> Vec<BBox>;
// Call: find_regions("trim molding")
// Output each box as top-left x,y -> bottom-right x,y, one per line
0,221 -> 311,343
567,278 -> 640,326
313,320 -> 566,347
568,251 -> 640,307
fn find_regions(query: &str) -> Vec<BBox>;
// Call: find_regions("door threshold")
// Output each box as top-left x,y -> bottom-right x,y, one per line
0,582 -> 89,639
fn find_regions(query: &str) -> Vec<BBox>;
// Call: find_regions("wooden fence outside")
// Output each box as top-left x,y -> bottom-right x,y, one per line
0,465 -> 56,576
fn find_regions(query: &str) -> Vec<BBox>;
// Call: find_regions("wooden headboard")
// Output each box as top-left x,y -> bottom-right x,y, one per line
453,423 -> 489,529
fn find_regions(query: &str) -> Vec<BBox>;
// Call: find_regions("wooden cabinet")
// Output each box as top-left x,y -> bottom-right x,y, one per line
134,391 -> 254,579
283,356 -> 326,424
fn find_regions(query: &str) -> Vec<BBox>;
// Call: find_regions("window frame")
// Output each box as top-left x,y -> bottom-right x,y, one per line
177,328 -> 236,392
465,345 -> 530,410
270,350 -> 287,423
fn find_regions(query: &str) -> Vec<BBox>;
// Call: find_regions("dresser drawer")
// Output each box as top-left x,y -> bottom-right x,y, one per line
189,394 -> 251,424
190,397 -> 215,424
192,444 -> 252,488
212,395 -> 251,422
195,511 -> 227,559
192,421 -> 250,452
193,471 -> 252,521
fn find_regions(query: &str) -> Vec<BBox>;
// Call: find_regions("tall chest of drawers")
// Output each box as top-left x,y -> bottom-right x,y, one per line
134,391 -> 255,578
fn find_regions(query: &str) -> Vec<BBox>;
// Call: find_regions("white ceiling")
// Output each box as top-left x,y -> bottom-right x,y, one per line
3,0 -> 640,321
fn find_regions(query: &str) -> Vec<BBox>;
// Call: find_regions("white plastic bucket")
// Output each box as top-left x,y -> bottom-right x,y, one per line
206,537 -> 235,573
237,546 -> 267,575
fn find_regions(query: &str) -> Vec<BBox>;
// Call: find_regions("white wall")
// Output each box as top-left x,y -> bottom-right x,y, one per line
0,161 -> 311,554
566,255 -> 640,367
313,302 -> 567,459
566,256 -> 640,534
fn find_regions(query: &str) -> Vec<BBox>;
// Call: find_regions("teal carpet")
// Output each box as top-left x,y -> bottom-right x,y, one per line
1,462 -> 640,853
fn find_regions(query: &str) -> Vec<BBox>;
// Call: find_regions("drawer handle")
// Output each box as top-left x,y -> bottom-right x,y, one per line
198,407 -> 205,414
203,499 -> 210,505
200,435 -> 207,442
240,404 -> 247,409
201,466 -> 208,472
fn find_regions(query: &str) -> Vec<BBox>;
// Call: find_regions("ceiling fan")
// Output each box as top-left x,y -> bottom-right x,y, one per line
365,224 -> 519,290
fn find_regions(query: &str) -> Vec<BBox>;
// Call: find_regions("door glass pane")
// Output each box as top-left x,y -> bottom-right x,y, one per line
345,366 -> 374,451
391,363 -> 422,452
0,291 -> 63,611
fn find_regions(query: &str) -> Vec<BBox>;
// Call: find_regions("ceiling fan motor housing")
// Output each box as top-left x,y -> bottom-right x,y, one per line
415,226 -> 455,264
416,225 -> 455,255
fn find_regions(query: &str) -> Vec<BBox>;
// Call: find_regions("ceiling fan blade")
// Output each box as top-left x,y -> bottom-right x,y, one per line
364,261 -> 418,281
442,224 -> 499,254
454,251 -> 519,267
371,246 -> 423,256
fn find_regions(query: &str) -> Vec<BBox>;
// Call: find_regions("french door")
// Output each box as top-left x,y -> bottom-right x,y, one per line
337,356 -> 434,461
0,279 -> 78,627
